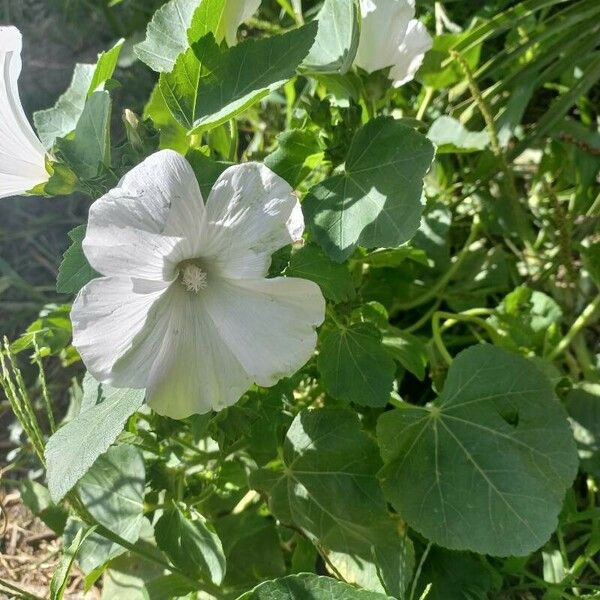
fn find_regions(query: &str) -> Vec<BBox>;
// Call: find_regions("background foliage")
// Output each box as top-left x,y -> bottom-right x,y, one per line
1,0 -> 600,599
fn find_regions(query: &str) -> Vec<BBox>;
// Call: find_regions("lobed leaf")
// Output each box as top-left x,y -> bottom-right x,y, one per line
377,344 -> 578,556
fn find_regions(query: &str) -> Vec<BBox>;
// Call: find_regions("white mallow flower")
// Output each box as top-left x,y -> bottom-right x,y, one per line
355,0 -> 433,88
0,26 -> 49,199
222,0 -> 262,46
71,150 -> 326,419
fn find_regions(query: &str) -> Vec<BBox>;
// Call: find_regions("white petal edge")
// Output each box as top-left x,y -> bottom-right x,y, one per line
224,0 -> 262,46
0,26 -> 48,199
203,276 -> 326,387
355,0 -> 415,74
203,162 -> 304,279
390,19 -> 433,88
83,149 -> 207,279
71,276 -> 171,387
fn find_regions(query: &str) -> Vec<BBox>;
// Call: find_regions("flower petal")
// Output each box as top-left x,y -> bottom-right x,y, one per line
203,276 -> 325,387
223,0 -> 262,46
71,276 -> 170,387
355,0 -> 415,74
83,149 -> 207,280
0,26 -> 48,198
145,286 -> 252,419
390,19 -> 433,87
203,162 -> 304,279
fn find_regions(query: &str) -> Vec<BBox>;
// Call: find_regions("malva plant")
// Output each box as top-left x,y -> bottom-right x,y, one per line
1,0 -> 599,599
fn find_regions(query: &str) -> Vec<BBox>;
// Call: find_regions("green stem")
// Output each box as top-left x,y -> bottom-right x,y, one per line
549,294 -> 600,361
67,493 -> 221,596
33,335 -> 55,433
450,49 -> 529,241
432,313 -> 453,366
409,542 -> 432,600
404,300 -> 442,333
392,216 -> 480,313
432,310 -> 503,366
416,87 -> 434,121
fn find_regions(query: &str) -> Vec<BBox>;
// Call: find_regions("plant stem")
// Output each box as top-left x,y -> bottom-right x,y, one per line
416,87 -> 434,121
549,294 -> 600,360
67,493 -> 221,596
32,336 -> 55,433
432,310 -> 503,366
451,50 -> 529,241
393,216 -> 480,313
409,542 -> 432,600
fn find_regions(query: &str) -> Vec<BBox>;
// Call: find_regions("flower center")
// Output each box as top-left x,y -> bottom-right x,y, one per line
179,261 -> 208,293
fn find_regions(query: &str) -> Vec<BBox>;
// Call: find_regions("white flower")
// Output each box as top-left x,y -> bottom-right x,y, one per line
0,26 -> 49,199
71,150 -> 325,419
222,0 -> 262,46
355,0 -> 433,88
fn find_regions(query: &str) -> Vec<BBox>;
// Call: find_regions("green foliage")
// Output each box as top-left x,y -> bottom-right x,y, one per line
160,23 -> 318,132
67,444 -> 145,574
6,0 -> 600,598
56,91 -> 112,182
252,409 -> 414,597
56,226 -> 98,294
287,244 -> 355,303
155,503 -> 225,585
34,39 -> 123,149
45,375 -> 145,502
378,345 -> 578,556
50,526 -> 96,600
318,323 -> 396,407
134,0 -> 204,73
304,117 -> 435,261
302,0 -> 360,74
237,574 -> 391,599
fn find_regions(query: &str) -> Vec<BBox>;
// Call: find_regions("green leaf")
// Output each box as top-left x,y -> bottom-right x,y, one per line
155,502 -> 225,585
251,409 -> 413,597
185,150 -> 232,198
34,40 -> 124,149
50,526 -> 96,600
56,91 -> 112,181
427,116 -> 489,154
237,573 -> 392,599
302,0 -> 360,74
304,117 -> 435,262
287,244 -> 355,303
45,376 -> 145,502
160,22 -> 318,133
56,226 -> 98,294
89,39 -> 125,94
144,83 -> 189,154
264,129 -> 323,188
582,241 -> 600,288
214,511 -> 286,591
417,32 -> 481,90
134,0 -> 202,73
488,286 -> 562,353
213,384 -> 293,467
318,323 -> 396,407
382,328 -> 429,381
566,386 -> 600,479
361,246 -> 429,269
413,548 -> 493,600
68,445 -> 146,574
20,480 -> 68,535
377,344 -> 578,556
